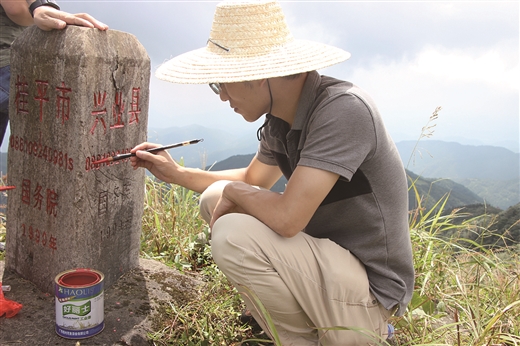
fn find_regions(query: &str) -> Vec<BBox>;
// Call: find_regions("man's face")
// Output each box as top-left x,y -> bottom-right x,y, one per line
216,80 -> 271,123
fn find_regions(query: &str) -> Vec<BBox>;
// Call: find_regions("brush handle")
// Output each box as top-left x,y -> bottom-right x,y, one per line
111,138 -> 203,162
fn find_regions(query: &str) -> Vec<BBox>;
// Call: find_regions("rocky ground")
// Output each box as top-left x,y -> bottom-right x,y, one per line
0,258 -> 203,346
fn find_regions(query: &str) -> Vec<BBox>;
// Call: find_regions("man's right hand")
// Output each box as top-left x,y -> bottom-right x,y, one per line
130,142 -> 181,184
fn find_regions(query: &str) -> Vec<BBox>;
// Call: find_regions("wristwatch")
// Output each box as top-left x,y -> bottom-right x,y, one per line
29,0 -> 61,17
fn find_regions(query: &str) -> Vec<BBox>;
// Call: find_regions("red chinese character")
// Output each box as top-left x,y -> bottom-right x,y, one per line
128,87 -> 140,125
56,82 -> 71,124
48,234 -> 58,252
34,80 -> 49,122
15,75 -> 29,115
110,91 -> 125,129
41,231 -> 47,246
90,91 -> 107,135
33,184 -> 43,210
46,188 -> 58,217
22,179 -> 31,205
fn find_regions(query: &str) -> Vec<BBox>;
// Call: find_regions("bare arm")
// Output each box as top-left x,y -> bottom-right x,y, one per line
211,165 -> 339,237
1,0 -> 33,26
130,142 -> 283,193
0,0 -> 108,30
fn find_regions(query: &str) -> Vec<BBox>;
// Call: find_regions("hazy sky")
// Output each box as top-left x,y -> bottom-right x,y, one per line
3,1 -> 518,152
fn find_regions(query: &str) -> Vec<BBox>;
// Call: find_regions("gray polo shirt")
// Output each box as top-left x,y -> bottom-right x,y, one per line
257,70 -> 414,316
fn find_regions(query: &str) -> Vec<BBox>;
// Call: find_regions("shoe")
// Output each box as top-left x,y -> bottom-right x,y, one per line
240,309 -> 262,332
387,323 -> 395,340
240,309 -> 273,345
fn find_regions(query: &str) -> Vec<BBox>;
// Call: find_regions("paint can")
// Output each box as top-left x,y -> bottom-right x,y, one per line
55,268 -> 104,339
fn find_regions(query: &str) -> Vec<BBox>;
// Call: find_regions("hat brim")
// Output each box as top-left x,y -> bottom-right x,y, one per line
155,39 -> 351,84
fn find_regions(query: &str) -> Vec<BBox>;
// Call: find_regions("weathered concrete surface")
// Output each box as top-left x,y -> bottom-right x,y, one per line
5,26 -> 150,294
0,258 -> 202,345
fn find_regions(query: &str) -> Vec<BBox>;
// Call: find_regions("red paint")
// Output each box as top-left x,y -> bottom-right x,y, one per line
128,88 -> 141,124
21,223 -> 58,252
0,186 -> 15,191
90,91 -> 108,135
110,91 -> 125,129
91,157 -> 113,165
35,80 -> 49,122
15,75 -> 29,115
20,178 -> 60,217
58,269 -> 101,287
56,81 -> 72,125
85,147 -> 132,171
9,134 -> 74,171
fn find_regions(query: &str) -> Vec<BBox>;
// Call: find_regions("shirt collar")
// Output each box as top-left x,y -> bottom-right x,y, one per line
292,70 -> 321,131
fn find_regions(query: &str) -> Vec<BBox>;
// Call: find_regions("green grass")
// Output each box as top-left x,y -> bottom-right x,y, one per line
2,108 -> 517,344
0,178 -> 518,345
396,185 -> 520,345
139,179 -> 267,345
135,178 -> 520,346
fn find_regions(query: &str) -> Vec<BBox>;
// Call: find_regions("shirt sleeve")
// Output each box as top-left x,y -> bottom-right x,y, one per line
298,91 -> 378,181
257,136 -> 278,166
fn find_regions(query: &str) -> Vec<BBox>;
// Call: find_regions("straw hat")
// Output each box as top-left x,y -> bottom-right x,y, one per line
155,0 -> 351,84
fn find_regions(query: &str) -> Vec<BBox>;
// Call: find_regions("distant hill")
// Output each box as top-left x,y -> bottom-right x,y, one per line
406,170 -> 483,211
207,154 -> 252,171
146,124 -> 258,169
204,138 -> 518,209
207,153 -> 485,211
397,140 -> 519,209
398,140 -> 519,181
2,126 -> 518,209
441,203 -> 520,247
455,178 -> 519,211
491,203 -> 520,245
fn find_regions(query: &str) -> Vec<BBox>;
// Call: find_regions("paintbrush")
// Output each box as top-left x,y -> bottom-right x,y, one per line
92,138 -> 204,165
0,186 -> 15,191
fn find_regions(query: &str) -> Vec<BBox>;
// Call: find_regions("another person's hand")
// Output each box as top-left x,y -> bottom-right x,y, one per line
130,142 -> 180,184
33,6 -> 108,31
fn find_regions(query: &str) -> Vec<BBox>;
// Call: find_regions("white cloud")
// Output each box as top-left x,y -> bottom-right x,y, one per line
40,0 -> 518,152
413,44 -> 519,90
349,44 -> 519,145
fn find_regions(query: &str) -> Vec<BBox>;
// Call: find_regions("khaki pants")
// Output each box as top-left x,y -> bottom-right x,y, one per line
200,181 -> 391,346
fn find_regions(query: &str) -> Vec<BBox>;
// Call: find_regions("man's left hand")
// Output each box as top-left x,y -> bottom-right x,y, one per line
33,7 -> 108,31
210,189 -> 246,229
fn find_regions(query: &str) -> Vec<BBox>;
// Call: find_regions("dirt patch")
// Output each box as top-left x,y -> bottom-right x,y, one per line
0,258 -> 203,346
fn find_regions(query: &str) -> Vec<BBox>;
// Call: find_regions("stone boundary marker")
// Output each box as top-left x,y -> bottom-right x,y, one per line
5,25 -> 150,294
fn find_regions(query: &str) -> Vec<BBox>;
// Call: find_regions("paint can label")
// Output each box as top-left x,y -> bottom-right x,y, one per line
55,269 -> 104,339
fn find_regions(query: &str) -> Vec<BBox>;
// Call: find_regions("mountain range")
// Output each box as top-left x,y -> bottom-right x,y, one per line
396,140 -> 519,209
1,125 -> 518,210
205,153 -> 485,211
144,125 -> 518,210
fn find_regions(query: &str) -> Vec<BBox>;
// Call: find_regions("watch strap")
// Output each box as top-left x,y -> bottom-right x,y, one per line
29,0 -> 61,18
